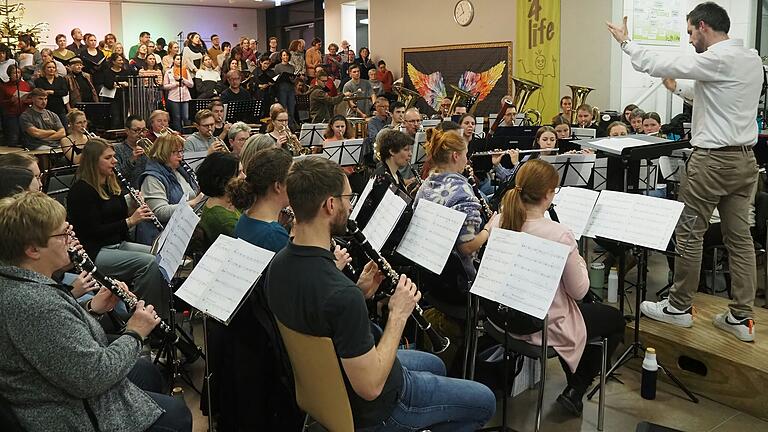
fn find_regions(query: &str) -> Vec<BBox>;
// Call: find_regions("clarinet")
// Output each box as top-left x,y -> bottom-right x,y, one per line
67,245 -> 174,336
113,168 -> 164,231
347,220 -> 450,353
180,159 -> 198,186
331,237 -> 357,277
463,165 -> 493,221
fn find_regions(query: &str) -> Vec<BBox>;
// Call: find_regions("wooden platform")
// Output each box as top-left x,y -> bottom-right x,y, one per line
627,293 -> 768,421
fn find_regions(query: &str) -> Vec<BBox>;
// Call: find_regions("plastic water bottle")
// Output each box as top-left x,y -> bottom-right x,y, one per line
641,348 -> 658,400
607,267 -> 619,303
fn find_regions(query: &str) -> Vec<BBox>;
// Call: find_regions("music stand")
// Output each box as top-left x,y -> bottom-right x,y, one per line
321,138 -> 363,167
298,123 -> 327,149
74,102 -> 111,132
540,153 -> 595,188
224,99 -> 262,124
190,99 -> 217,118
411,132 -> 428,166
42,165 -> 78,206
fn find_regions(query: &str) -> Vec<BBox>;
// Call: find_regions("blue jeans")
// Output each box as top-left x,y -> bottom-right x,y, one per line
2,114 -> 22,147
367,350 -> 496,432
276,83 -> 296,128
166,100 -> 189,132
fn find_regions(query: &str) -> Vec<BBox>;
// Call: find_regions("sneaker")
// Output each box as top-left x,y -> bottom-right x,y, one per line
640,298 -> 693,328
713,311 -> 755,342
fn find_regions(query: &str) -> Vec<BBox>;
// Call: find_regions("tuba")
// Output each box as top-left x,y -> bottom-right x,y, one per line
511,76 -> 542,126
447,84 -> 478,116
393,83 -> 421,110
567,84 -> 595,125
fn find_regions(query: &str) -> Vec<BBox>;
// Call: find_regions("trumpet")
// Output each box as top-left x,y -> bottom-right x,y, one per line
346,219 -> 450,354
113,168 -> 164,231
83,129 -> 98,138
160,127 -> 179,137
278,123 -> 306,156
136,137 -> 154,153
471,148 -> 560,157
213,136 -> 230,153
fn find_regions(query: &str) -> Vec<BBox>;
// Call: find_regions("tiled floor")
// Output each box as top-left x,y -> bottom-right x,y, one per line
177,252 -> 768,431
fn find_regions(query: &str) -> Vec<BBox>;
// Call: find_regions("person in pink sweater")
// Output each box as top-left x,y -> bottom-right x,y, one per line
499,158 -> 624,417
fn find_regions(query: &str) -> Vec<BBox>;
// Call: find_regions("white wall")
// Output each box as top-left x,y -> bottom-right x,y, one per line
614,0 -> 757,121
121,3 -> 261,48
20,0 -> 112,49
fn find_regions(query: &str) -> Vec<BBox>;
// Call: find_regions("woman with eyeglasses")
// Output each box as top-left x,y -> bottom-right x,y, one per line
137,134 -> 205,245
66,138 -> 171,320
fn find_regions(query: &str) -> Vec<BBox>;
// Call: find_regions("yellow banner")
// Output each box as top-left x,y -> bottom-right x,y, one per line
515,0 -> 561,123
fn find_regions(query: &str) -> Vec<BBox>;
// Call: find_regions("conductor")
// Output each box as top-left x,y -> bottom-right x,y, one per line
608,2 -> 763,342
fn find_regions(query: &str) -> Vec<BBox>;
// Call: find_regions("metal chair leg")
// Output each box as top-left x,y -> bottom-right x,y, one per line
535,317 -> 549,432
462,292 -> 473,379
302,413 -> 310,431
598,337 -> 607,431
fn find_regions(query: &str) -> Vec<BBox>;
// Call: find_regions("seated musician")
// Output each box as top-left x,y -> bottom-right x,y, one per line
367,96 -> 391,140
498,159 -> 624,416
419,120 -> 461,179
491,125 -> 558,183
622,103 -> 639,126
137,134 -> 205,244
558,95 -> 573,121
0,191 -> 193,432
417,129 -> 498,279
458,113 -> 476,146
66,138 -> 171,320
208,101 -> 230,142
249,107 -> 296,154
385,101 -> 406,131
0,166 -> 37,197
267,156 -> 496,431
114,115 -> 150,188
19,88 -> 66,150
552,115 -> 573,139
496,101 -> 517,127
629,108 -> 645,134
436,96 -> 452,119
147,109 -> 172,142
197,152 -> 243,251
184,109 -> 227,154
220,69 -> 253,103
642,111 -> 666,137
227,121 -> 252,155
402,107 -> 421,139
323,114 -> 354,142
452,104 -> 467,116
374,129 -> 414,195
60,109 -> 90,165
0,153 -> 41,193
607,121 -> 629,137
574,103 -> 596,128
309,69 -> 348,123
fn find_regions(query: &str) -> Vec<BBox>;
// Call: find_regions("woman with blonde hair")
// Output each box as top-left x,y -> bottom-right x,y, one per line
137,134 -> 204,244
498,159 -> 624,416
60,109 -> 90,165
66,138 -> 170,319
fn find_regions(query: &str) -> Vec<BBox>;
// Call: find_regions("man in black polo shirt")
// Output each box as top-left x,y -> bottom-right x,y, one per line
266,157 -> 495,431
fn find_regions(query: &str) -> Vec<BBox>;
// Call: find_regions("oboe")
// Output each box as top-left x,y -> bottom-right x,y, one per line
346,219 -> 450,353
463,165 -> 493,221
113,168 -> 164,231
67,245 -> 173,336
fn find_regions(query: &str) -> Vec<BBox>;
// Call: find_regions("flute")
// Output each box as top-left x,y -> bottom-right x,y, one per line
113,168 -> 164,231
67,242 -> 174,336
472,148 -> 559,157
346,219 -> 450,354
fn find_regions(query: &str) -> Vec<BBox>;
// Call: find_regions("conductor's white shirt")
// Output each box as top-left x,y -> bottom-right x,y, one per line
623,39 -> 763,149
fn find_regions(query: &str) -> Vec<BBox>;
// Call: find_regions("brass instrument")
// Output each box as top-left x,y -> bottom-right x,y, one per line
511,77 -> 542,126
213,137 -> 230,153
393,83 -> 421,110
567,84 -> 595,125
278,124 -> 306,156
349,117 -> 368,139
83,129 -> 98,138
447,84 -> 478,116
136,137 -> 154,153
160,126 -> 179,137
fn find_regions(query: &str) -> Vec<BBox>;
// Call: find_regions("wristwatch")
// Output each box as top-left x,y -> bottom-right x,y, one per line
620,39 -> 631,49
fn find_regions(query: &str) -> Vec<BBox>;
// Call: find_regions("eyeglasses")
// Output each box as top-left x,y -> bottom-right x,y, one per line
48,231 -> 71,243
171,150 -> 184,155
334,193 -> 359,207
129,127 -> 147,133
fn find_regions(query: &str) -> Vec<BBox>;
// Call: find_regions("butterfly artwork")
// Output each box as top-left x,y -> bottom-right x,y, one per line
406,61 -> 507,112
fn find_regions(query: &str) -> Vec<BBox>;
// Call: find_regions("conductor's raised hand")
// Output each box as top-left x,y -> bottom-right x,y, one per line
607,16 -> 629,43
388,274 -> 420,320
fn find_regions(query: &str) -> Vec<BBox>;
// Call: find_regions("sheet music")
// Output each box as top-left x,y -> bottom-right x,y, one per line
175,235 -> 275,323
157,203 -> 200,281
540,153 -> 596,187
411,132 -> 427,165
18,53 -> 32,68
552,187 -> 600,240
99,86 -> 116,99
637,159 -> 658,190
299,123 -> 326,147
583,190 -> 684,251
659,149 -> 691,182
396,199 -> 466,274
322,138 -> 363,166
470,229 -> 570,320
362,188 -> 407,251
351,178 -> 374,220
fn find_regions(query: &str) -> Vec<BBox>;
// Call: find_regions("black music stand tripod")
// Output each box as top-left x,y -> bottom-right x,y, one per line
586,239 -> 698,404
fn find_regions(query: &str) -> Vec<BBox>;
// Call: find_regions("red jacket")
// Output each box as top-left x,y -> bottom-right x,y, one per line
0,80 -> 32,116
